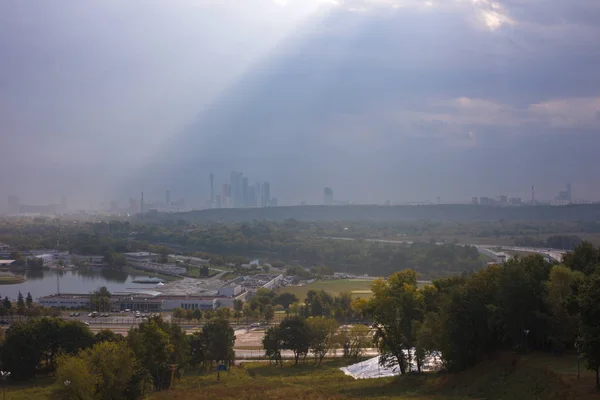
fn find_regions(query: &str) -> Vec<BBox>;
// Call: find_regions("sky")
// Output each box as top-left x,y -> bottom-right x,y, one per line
1,0 -> 599,209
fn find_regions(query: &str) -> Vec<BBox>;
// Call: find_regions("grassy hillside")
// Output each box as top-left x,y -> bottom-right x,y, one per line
150,353 -> 595,400
6,352 -> 597,399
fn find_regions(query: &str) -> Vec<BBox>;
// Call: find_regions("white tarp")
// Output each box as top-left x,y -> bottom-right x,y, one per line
340,352 -> 441,379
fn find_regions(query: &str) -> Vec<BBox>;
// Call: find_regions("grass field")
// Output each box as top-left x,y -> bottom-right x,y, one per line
7,352 -> 598,399
150,352 -> 593,400
0,273 -> 26,285
277,279 -> 376,300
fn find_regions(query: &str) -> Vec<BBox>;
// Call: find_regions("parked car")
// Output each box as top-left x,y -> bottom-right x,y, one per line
0,320 -> 9,325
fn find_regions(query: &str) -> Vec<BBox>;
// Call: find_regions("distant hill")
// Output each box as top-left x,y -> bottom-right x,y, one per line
151,204 -> 600,223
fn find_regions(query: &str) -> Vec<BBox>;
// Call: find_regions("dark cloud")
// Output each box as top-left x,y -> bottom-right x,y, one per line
1,0 -> 599,208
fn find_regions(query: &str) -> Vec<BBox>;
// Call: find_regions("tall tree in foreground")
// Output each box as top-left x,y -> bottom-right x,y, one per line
371,270 -> 424,374
263,326 -> 283,366
279,316 -> 310,365
53,341 -> 145,400
307,317 -> 338,365
578,271 -> 600,389
202,317 -> 236,380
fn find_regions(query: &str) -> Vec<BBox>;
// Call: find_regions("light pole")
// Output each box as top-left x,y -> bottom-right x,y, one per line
523,329 -> 530,352
1,370 -> 10,400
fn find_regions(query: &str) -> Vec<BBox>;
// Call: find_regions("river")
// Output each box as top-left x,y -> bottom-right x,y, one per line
0,268 -> 160,300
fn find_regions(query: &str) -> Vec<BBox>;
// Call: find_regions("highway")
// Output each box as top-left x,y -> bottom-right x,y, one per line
323,236 -> 567,262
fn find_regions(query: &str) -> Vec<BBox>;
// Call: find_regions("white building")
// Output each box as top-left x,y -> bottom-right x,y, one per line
161,296 -> 218,311
217,284 -> 242,297
39,294 -> 91,309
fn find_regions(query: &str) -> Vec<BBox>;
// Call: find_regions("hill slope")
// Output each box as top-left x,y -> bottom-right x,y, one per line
151,353 -> 593,400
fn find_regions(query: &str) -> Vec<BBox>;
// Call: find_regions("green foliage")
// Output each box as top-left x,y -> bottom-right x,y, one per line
53,341 -> 144,400
306,317 -> 338,365
279,316 -> 310,364
274,292 -> 297,309
1,318 -> 94,380
371,270 -> 424,373
263,326 -> 283,365
578,271 -> 600,387
127,316 -> 188,391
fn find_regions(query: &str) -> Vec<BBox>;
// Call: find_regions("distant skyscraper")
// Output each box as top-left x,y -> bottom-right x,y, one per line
242,176 -> 249,207
260,182 -> 271,207
165,189 -> 171,207
230,171 -> 243,208
209,173 -> 214,207
324,187 -> 334,205
141,192 -> 145,213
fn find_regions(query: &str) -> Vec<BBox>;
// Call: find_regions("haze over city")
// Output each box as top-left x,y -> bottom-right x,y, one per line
1,0 -> 600,209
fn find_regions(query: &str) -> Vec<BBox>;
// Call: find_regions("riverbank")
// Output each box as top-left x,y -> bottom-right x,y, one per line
0,273 -> 26,285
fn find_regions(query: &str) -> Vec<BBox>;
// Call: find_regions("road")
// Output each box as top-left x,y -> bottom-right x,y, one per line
233,348 -> 379,359
323,236 -> 567,262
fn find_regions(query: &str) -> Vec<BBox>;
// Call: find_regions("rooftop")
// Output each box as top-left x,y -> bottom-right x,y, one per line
125,252 -> 159,257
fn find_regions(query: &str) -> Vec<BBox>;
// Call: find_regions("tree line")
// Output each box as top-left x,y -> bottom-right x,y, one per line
263,316 -> 371,366
362,242 -> 600,389
0,314 -> 236,399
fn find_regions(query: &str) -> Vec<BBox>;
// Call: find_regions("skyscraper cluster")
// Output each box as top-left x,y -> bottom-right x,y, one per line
210,172 -> 275,209
324,187 -> 334,205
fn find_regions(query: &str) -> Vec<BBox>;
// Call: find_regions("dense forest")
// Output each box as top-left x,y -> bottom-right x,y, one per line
157,204 -> 600,223
0,219 -> 485,278
360,242 -> 600,387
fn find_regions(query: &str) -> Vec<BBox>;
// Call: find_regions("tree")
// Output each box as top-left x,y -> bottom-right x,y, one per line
370,270 -> 424,374
94,329 -> 124,344
274,293 -> 298,310
337,324 -> 371,359
578,271 -> 600,388
188,331 -> 206,367
545,264 -> 583,351
53,353 -> 97,400
233,299 -> 244,313
91,287 -> 111,313
26,292 -> 33,308
128,319 -> 175,391
202,317 -> 236,380
307,317 -> 338,365
53,341 -> 144,400
17,291 -> 25,315
1,318 -> 94,380
192,308 -> 202,323
279,316 -> 310,365
172,308 -> 185,324
263,304 -> 275,325
263,326 -> 283,366
2,296 -> 11,310
185,309 -> 194,323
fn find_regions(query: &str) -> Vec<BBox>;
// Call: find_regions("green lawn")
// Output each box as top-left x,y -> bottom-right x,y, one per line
277,279 -> 376,300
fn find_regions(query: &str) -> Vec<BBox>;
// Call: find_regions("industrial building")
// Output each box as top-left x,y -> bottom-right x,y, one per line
38,289 -> 246,312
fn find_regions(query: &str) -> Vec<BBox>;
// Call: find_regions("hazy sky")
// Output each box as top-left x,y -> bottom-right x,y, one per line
1,0 -> 599,208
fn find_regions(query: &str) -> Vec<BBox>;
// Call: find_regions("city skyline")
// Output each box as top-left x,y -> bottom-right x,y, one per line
4,181 -> 592,215
1,1 -> 599,210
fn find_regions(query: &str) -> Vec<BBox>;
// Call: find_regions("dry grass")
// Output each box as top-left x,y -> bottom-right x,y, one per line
150,352 -> 594,400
